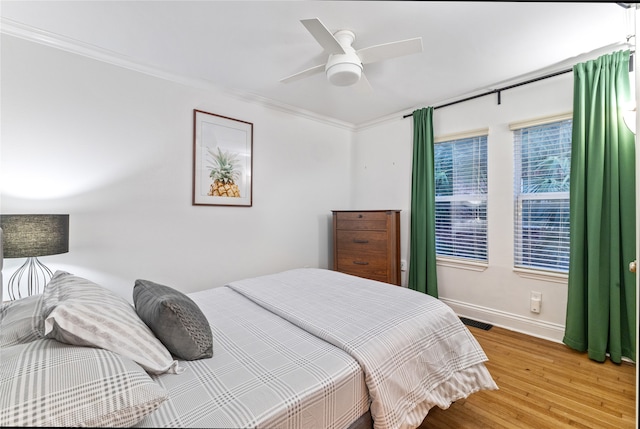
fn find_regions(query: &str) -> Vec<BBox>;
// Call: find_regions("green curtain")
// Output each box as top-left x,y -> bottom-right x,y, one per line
563,50 -> 636,364
408,107 -> 438,297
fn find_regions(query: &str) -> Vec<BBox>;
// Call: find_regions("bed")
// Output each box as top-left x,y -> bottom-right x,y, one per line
0,234 -> 497,428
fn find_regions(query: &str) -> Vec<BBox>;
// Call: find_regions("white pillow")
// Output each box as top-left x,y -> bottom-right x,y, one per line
0,339 -> 167,427
43,271 -> 182,375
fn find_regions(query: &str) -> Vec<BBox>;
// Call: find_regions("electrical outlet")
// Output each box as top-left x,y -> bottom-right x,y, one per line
530,291 -> 542,313
400,259 -> 407,271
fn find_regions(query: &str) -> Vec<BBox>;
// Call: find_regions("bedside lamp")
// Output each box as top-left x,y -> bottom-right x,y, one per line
0,214 -> 69,300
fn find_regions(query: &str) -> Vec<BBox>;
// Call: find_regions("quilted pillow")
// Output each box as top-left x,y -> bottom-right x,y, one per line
0,294 -> 45,347
133,279 -> 213,360
42,271 -> 182,375
0,339 -> 168,427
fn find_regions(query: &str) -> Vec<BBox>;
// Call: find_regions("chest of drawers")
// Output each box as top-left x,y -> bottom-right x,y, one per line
332,210 -> 401,285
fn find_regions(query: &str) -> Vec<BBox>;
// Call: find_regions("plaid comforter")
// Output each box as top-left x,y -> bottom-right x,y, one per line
228,268 -> 498,429
136,286 -> 369,428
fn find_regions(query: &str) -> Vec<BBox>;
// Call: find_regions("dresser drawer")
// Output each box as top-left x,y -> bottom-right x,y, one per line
335,231 -> 387,254
335,211 -> 389,231
335,246 -> 388,267
336,262 -> 389,283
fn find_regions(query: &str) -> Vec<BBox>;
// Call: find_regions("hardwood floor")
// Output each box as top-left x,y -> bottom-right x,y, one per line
421,325 -> 637,429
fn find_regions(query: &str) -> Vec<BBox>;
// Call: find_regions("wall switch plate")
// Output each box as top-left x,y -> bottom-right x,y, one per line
400,259 -> 407,271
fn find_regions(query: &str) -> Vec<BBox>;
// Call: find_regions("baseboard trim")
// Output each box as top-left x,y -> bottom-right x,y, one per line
440,297 -> 566,344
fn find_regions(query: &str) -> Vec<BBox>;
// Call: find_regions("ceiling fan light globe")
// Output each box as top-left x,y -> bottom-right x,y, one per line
326,62 -> 362,86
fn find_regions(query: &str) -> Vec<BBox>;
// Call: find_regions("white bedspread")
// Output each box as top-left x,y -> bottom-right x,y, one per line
228,268 -> 498,429
136,286 -> 369,428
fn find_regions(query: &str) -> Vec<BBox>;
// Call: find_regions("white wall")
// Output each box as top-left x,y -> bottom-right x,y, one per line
0,31 -> 623,344
0,35 -> 353,301
353,74 -> 576,342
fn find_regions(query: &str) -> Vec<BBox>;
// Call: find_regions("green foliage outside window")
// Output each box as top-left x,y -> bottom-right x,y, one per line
434,136 -> 488,261
515,119 -> 572,272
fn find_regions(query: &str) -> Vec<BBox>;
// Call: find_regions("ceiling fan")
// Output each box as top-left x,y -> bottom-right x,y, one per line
280,18 -> 423,91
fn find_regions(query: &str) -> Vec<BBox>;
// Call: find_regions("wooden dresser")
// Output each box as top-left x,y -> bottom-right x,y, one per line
332,210 -> 401,285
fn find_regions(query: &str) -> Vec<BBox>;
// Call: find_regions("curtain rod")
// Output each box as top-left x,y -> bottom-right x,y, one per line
403,50 -> 635,119
402,67 -> 573,118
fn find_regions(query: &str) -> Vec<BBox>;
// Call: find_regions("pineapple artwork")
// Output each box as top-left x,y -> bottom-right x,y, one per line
193,110 -> 252,207
207,147 -> 241,198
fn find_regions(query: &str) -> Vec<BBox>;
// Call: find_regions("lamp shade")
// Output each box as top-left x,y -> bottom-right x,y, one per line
0,215 -> 69,258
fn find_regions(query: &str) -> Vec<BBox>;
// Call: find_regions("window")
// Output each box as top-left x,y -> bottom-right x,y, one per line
513,117 -> 572,273
434,133 -> 488,262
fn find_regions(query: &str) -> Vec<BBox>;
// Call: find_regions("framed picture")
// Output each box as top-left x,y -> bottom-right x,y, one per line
193,110 -> 253,206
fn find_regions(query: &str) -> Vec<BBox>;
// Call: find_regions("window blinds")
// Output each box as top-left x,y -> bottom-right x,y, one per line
513,119 -> 572,272
434,135 -> 488,262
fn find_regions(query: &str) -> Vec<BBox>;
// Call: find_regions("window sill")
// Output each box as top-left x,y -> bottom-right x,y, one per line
513,267 -> 568,284
436,257 -> 488,272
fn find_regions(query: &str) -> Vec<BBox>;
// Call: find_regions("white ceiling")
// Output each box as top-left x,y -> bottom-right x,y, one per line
0,1 -> 634,127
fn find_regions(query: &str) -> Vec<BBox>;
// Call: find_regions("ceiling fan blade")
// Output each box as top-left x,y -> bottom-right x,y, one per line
354,72 -> 373,95
357,37 -> 423,65
301,18 -> 346,55
280,63 -> 325,83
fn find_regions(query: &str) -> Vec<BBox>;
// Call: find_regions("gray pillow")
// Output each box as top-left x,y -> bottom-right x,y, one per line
133,279 -> 213,360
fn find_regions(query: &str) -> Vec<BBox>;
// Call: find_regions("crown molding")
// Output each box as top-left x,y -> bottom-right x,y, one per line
0,17 -> 357,131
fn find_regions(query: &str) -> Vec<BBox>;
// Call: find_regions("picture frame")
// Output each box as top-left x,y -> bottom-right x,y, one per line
193,110 -> 253,207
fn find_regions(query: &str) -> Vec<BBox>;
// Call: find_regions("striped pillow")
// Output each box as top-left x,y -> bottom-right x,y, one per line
43,271 -> 182,375
0,294 -> 45,347
0,339 -> 167,427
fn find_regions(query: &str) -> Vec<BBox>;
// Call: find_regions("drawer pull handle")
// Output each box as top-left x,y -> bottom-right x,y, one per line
353,261 -> 369,265
353,239 -> 369,244
358,214 -> 363,218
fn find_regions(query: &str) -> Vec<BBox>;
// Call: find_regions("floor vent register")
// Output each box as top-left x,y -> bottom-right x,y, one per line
459,317 -> 493,331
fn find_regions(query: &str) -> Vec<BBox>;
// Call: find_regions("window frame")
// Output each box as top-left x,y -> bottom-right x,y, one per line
434,129 -> 489,269
511,113 -> 572,280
